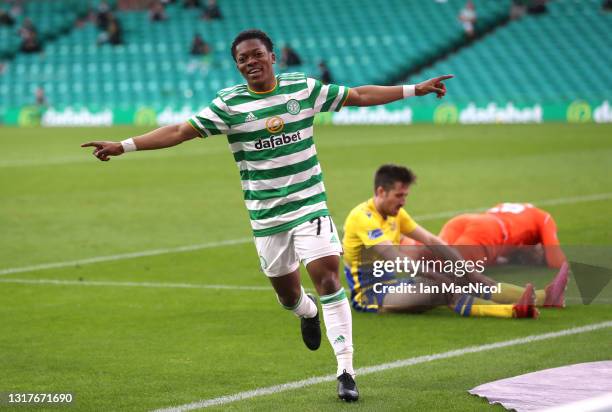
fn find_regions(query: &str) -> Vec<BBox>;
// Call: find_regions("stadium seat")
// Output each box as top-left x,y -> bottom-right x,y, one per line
416,0 -> 612,105
2,0 -> 609,111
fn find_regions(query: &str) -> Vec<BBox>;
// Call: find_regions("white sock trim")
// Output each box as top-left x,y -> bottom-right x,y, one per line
285,287 -> 317,318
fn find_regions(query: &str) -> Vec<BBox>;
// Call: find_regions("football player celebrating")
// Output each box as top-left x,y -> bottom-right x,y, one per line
81,29 -> 454,402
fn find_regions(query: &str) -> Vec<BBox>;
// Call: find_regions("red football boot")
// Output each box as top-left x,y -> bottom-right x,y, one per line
513,283 -> 539,319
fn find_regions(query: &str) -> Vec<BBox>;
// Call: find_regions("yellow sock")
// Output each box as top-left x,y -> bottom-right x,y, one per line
452,295 -> 514,318
489,283 -> 526,304
535,290 -> 545,306
484,283 -> 546,306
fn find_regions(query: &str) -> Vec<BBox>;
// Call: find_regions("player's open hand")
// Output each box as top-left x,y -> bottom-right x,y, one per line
415,74 -> 454,99
81,141 -> 123,161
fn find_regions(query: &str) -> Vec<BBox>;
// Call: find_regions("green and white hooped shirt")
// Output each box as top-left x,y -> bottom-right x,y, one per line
188,72 -> 350,237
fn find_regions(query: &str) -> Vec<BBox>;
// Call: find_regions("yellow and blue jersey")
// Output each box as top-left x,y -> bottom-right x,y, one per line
342,199 -> 418,311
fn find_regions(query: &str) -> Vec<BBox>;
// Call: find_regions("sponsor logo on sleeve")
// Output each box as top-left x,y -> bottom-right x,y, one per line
368,229 -> 384,240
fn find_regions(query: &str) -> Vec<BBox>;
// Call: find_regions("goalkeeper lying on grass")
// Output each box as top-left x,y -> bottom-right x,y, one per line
342,164 -> 568,318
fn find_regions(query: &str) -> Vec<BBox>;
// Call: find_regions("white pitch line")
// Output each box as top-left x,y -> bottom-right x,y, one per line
0,134 -> 451,168
0,237 -> 252,276
0,278 -> 270,291
1,192 -> 611,277
0,149 -> 224,168
414,192 -> 612,221
2,279 -> 609,303
152,321 -> 612,411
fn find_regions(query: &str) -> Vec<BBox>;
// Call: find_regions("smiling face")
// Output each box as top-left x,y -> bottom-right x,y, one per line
234,38 -> 276,91
375,181 -> 411,218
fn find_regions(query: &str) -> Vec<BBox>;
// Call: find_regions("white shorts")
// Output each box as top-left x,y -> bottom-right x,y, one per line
254,216 -> 343,277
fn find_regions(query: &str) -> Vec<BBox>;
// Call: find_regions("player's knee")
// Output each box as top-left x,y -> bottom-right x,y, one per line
276,287 -> 302,308
315,275 -> 341,296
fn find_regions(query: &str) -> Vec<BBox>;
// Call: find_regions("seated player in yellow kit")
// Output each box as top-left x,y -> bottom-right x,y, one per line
342,165 -> 568,318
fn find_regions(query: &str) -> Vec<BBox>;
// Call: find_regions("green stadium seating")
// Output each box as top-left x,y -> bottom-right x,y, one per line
0,0 -> 93,57
415,0 -> 612,106
1,0 -> 511,110
11,0 -> 609,111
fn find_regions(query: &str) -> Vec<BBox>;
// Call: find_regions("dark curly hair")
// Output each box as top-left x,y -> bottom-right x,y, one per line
231,29 -> 274,61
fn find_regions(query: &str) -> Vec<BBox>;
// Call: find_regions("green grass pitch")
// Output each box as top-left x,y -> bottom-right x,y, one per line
1,123 -> 611,411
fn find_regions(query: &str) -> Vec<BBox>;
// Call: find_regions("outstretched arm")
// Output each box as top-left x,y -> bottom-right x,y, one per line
539,214 -> 567,268
345,75 -> 454,107
407,225 -> 463,263
81,122 -> 199,161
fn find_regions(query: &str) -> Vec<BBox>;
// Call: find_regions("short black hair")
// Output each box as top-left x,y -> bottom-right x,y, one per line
374,164 -> 416,191
231,29 -> 273,61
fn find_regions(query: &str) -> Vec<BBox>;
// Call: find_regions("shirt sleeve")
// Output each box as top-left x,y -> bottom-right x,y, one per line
347,211 -> 392,247
399,209 -> 418,235
187,97 -> 231,138
539,213 -> 567,268
307,78 -> 350,114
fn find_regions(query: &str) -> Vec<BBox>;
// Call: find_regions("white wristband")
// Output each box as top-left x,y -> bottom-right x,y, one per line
402,84 -> 416,98
121,138 -> 137,153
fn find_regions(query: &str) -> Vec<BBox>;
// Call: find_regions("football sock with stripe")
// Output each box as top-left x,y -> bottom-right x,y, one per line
280,286 -> 317,318
452,294 -> 514,318
321,288 -> 355,377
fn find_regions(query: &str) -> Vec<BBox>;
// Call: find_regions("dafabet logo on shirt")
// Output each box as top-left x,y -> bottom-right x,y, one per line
254,130 -> 303,150
256,116 -> 302,150
265,116 -> 284,133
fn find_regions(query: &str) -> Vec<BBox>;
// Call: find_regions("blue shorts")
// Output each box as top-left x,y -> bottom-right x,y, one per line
345,265 -> 416,313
